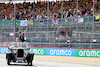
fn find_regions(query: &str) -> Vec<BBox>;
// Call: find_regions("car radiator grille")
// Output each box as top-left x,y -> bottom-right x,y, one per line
17,49 -> 24,57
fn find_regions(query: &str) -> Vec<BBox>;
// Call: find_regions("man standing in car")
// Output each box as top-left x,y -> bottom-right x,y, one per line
18,26 -> 28,42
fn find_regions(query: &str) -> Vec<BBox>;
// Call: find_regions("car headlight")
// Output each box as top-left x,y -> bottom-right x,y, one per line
24,49 -> 29,56
13,49 -> 17,53
24,49 -> 29,53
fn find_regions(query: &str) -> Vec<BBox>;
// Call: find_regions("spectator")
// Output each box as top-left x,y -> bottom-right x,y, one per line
94,12 -> 100,21
0,0 -> 99,21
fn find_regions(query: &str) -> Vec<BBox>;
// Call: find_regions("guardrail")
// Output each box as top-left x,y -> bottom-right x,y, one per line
0,37 -> 100,49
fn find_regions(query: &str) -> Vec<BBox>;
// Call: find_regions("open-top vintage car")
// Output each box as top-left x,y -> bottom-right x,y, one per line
6,42 -> 34,66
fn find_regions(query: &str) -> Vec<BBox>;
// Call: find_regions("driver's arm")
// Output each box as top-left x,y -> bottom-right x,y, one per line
18,39 -> 20,42
24,26 -> 28,34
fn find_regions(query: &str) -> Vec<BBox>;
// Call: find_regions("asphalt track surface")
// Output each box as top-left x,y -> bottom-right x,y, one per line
0,59 -> 98,67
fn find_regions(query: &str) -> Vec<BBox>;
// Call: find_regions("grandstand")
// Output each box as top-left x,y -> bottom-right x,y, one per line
0,0 -> 100,48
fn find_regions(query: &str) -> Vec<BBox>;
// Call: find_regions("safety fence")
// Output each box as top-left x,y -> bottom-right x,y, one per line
0,37 -> 100,48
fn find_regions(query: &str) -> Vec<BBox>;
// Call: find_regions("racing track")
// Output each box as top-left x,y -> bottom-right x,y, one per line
0,59 -> 98,67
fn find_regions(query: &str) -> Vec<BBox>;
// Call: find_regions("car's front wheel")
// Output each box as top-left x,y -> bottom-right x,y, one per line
7,59 -> 10,65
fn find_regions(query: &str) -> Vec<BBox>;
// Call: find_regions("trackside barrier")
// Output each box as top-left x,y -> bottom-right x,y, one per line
1,46 -> 100,58
0,47 -> 8,54
30,47 -> 100,58
30,48 -> 75,57
76,49 -> 100,57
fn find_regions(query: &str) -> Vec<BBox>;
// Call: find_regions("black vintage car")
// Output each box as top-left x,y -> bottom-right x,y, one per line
6,42 -> 34,66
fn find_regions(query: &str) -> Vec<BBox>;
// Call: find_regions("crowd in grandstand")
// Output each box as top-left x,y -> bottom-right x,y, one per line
0,0 -> 100,21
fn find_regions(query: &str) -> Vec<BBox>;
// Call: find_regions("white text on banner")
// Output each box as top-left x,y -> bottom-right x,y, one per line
20,20 -> 27,26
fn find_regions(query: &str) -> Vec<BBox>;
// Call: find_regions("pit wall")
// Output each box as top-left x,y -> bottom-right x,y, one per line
0,46 -> 100,66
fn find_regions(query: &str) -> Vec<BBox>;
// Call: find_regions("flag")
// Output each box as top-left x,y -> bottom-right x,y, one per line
95,16 -> 99,20
78,18 -> 83,23
52,19 -> 59,26
20,20 -> 27,26
40,1 -> 45,5
39,20 -> 44,25
27,20 -> 34,25
74,17 -> 77,22
44,20 -> 47,24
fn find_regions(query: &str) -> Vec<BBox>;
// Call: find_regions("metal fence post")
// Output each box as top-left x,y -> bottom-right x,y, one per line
91,0 -> 95,48
14,3 -> 16,42
61,0 -> 63,26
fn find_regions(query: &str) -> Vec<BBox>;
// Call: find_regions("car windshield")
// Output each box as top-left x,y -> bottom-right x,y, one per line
10,42 -> 29,49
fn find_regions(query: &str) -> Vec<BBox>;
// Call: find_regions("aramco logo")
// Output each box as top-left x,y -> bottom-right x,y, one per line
0,48 -> 8,54
30,49 -> 44,55
79,50 -> 100,57
50,49 -> 72,56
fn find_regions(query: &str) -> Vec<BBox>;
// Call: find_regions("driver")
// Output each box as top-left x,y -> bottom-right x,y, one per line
18,26 -> 28,42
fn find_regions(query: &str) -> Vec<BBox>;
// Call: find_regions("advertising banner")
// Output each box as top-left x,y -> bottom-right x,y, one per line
20,20 -> 27,26
0,47 -> 8,54
30,48 -> 46,55
1,46 -> 100,58
27,20 -> 34,25
46,49 -> 75,57
76,49 -> 100,57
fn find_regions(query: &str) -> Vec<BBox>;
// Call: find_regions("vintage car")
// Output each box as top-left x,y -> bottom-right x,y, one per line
6,42 -> 34,66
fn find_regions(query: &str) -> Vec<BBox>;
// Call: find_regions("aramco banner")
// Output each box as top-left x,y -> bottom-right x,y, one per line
1,46 -> 100,58
0,47 -> 8,54
30,48 -> 75,57
75,49 -> 100,57
30,48 -> 46,55
46,49 -> 75,56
